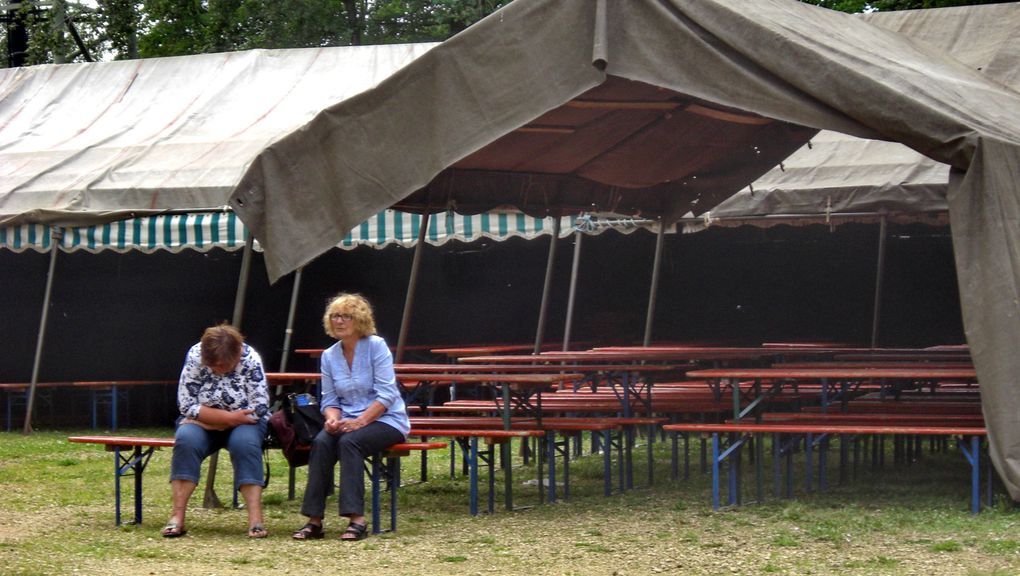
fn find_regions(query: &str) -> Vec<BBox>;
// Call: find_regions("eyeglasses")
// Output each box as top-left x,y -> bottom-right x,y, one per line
330,313 -> 354,322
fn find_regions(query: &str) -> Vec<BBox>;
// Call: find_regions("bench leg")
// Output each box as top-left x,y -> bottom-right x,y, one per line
771,432 -> 782,499
500,439 -> 512,512
370,456 -> 382,534
602,429 -> 612,497
546,431 -> 558,503
711,433 -> 720,510
959,435 -> 982,514
646,423 -> 655,487
390,456 -> 400,530
112,446 -> 156,526
469,438 -> 479,516
805,433 -> 815,492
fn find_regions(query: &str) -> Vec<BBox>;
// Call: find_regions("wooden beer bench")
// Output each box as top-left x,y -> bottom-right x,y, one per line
66,434 -> 446,533
661,421 -> 989,513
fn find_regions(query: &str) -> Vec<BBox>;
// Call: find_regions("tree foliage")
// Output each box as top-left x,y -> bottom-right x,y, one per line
798,0 -> 1011,13
0,0 -> 1006,66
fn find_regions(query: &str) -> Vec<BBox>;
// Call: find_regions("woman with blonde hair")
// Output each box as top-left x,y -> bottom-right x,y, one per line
292,293 -> 409,541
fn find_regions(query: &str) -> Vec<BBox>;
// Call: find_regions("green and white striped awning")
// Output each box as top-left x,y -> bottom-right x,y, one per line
1,210 -> 654,254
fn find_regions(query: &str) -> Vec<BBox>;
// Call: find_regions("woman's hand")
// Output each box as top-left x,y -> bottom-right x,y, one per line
324,417 -> 342,435
228,408 -> 258,427
337,418 -> 365,434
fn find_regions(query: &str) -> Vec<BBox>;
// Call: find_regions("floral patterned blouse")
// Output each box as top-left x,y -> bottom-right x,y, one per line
177,342 -> 270,423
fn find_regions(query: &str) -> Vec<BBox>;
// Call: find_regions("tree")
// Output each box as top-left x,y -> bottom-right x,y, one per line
2,0 -> 1009,66
798,0 -> 1013,12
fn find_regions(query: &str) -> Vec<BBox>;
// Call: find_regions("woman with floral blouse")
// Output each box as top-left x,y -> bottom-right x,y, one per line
162,323 -> 270,539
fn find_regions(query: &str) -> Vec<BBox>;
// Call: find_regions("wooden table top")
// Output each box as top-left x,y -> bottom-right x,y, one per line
687,367 -> 977,379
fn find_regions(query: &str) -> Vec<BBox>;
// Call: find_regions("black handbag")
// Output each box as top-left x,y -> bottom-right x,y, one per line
288,392 -> 325,444
267,393 -> 324,467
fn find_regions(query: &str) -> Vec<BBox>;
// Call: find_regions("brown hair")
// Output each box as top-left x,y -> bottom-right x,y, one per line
200,323 -> 244,370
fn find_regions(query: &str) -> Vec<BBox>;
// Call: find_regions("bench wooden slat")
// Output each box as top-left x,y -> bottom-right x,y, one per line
662,422 -> 986,436
68,435 -> 175,448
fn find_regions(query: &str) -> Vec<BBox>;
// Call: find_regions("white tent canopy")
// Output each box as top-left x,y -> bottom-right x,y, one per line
702,3 -> 1020,226
0,42 -> 437,227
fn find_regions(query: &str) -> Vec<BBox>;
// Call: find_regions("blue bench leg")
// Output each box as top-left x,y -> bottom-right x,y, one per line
711,433 -> 720,510
546,431 -> 557,503
371,455 -> 382,534
466,438 -> 479,516
111,446 -> 156,526
391,457 -> 401,531
602,430 -> 612,497
959,435 -> 981,515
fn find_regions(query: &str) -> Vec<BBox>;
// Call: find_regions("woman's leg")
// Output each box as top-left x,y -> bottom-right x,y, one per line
165,422 -> 213,534
226,421 -> 268,536
337,422 -> 404,521
300,429 -> 341,521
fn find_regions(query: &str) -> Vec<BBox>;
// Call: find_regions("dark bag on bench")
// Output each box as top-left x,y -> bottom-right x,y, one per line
267,393 -> 324,467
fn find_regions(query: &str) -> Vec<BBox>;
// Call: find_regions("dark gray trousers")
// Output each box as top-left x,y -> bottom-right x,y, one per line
300,422 -> 404,519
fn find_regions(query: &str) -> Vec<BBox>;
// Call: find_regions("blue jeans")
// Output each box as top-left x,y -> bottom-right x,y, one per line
170,419 -> 268,489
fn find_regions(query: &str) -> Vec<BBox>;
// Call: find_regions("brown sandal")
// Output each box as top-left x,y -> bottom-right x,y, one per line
292,522 -> 324,540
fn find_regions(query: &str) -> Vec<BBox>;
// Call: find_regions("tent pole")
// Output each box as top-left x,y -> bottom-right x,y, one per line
562,228 -> 583,351
870,215 -> 888,348
396,212 -> 430,364
203,232 -> 255,509
643,219 -> 667,346
22,228 -> 62,435
278,267 -> 303,375
533,217 -> 562,354
231,233 -> 255,329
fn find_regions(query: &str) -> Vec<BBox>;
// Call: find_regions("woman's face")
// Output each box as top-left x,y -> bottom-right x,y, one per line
329,308 -> 359,341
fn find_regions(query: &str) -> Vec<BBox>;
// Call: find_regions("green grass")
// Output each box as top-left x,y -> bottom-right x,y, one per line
1,429 -> 1019,575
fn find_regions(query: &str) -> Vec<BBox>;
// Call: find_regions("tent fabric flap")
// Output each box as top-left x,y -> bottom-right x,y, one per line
228,0 -> 1020,499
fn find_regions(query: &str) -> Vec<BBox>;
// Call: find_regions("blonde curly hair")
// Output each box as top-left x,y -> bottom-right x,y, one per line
322,293 -> 377,340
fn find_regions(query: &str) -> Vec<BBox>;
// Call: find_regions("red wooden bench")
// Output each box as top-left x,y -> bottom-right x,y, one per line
67,435 -> 446,533
661,422 -> 989,513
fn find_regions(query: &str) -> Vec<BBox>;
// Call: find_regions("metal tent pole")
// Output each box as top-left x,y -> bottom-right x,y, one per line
396,212 -> 430,364
643,219 -> 667,346
533,217 -> 562,354
231,233 -> 255,328
204,232 -> 255,509
562,228 -> 583,351
870,216 -> 888,348
277,267 -> 304,385
23,228 -> 62,435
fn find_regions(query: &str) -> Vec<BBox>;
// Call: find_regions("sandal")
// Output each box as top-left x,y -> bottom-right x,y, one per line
248,524 -> 268,539
291,522 -> 324,540
340,521 -> 368,541
161,520 -> 187,538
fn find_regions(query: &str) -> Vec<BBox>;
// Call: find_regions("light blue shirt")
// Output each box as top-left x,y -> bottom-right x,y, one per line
320,334 -> 410,438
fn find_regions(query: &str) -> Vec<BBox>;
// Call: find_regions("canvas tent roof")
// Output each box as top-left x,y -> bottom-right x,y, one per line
0,42 -> 437,227
225,0 -> 1020,499
703,3 -> 1020,226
